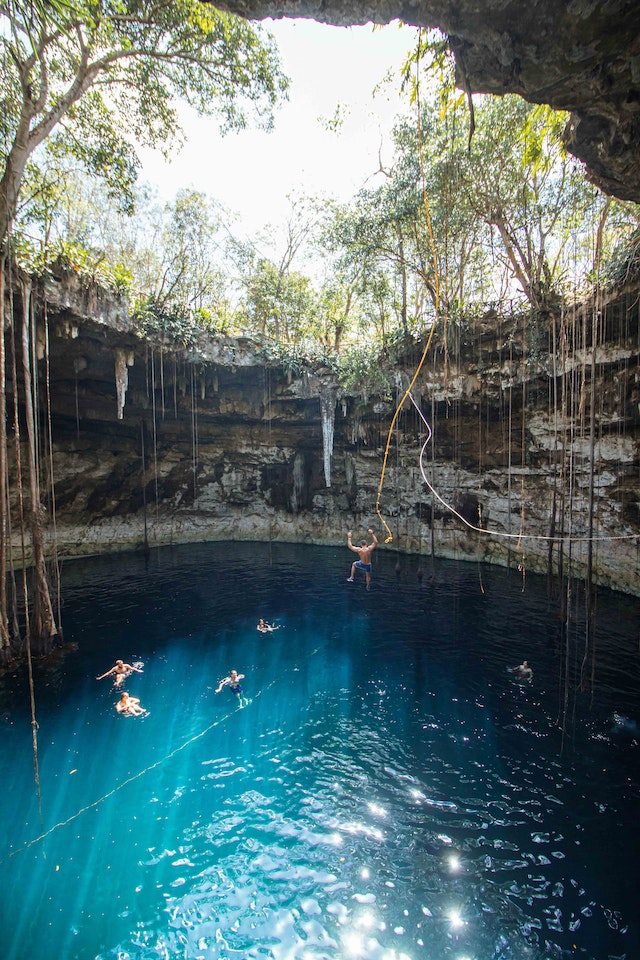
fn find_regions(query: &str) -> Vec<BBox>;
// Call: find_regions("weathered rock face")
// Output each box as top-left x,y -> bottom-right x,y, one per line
7,270 -> 640,596
213,0 -> 640,203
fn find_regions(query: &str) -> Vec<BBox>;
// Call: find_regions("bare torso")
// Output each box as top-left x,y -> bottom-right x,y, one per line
355,545 -> 374,564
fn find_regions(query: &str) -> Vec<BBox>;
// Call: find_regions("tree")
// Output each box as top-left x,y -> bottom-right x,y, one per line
0,0 -> 288,249
243,258 -> 318,344
125,188 -> 239,338
389,108 -> 491,315
146,189 -> 228,313
315,276 -> 359,352
329,88 -> 636,328
231,195 -> 322,343
398,30 -> 639,310
321,182 -> 433,341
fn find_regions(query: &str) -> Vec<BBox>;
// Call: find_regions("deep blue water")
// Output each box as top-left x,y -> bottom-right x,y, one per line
1,542 -> 639,960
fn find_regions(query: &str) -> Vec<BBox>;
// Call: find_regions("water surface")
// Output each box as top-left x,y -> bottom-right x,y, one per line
1,542 -> 639,960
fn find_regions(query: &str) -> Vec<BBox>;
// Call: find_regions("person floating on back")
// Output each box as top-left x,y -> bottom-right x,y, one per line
215,669 -> 248,708
257,619 -> 282,633
97,659 -> 143,688
346,528 -> 378,588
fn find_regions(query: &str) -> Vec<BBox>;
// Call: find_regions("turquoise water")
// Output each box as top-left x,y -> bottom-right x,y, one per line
1,542 -> 639,960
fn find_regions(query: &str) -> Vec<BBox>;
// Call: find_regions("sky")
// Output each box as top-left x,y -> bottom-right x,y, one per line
137,18 -> 419,242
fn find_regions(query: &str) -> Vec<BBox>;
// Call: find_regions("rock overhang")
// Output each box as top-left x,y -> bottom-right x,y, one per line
209,0 -> 640,203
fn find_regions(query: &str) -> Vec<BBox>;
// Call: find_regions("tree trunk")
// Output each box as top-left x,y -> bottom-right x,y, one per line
20,277 -> 56,652
0,255 -> 9,648
396,224 -> 408,336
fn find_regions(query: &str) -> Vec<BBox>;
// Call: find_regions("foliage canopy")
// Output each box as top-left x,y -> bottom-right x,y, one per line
0,0 -> 288,244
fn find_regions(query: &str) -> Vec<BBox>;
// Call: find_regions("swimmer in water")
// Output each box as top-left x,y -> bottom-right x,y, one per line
513,660 -> 533,680
115,692 -> 146,716
257,619 -> 282,633
346,528 -> 378,588
215,669 -> 248,707
97,659 -> 143,688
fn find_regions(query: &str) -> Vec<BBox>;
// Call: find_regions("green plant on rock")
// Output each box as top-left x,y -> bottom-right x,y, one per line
338,346 -> 393,400
11,234 -> 134,296
602,226 -> 640,289
132,296 -> 197,345
109,263 -> 134,297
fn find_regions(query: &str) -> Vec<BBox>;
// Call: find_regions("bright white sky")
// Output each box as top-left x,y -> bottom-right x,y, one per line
137,18 -> 419,241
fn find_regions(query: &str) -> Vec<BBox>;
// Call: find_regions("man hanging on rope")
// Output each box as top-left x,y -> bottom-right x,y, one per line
346,529 -> 378,589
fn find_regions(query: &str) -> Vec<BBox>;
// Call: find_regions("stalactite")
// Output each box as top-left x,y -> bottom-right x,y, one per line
265,365 -> 272,446
73,357 -> 82,441
115,348 -> 133,420
319,390 -> 336,488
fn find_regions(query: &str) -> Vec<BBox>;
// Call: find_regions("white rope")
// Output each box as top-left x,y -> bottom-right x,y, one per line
409,392 -> 639,544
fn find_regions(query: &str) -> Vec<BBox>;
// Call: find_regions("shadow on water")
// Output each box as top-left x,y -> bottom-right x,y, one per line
0,542 -> 639,960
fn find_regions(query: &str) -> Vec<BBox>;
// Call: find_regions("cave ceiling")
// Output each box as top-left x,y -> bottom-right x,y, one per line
210,0 -> 640,204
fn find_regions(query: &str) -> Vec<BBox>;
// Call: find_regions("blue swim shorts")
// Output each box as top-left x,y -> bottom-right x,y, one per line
355,561 -> 372,572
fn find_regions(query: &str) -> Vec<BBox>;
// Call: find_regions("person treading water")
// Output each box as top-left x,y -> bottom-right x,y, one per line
509,660 -> 533,680
215,669 -> 249,708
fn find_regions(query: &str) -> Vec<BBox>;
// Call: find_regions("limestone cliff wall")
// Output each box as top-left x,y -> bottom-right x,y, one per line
5,269 -> 640,595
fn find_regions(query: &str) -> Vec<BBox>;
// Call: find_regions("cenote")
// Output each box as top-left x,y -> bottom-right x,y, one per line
1,542 -> 639,960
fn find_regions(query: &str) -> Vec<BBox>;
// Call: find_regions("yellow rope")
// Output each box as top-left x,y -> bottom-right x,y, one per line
376,32 -> 441,543
375,325 -> 437,542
